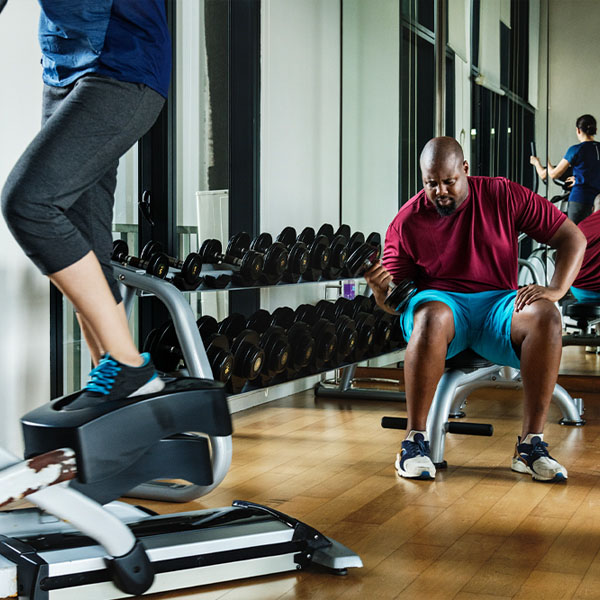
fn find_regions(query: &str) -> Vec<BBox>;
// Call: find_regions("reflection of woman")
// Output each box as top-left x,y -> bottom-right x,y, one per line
530,114 -> 600,224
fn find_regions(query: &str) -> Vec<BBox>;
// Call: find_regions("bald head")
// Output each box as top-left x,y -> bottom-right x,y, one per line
420,137 -> 465,171
419,137 -> 469,217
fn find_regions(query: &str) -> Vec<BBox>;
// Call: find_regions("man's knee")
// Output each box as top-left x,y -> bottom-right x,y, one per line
513,299 -> 562,345
412,301 -> 455,342
525,299 -> 562,329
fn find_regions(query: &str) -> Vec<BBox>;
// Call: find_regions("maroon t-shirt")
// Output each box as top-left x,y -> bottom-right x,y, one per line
573,211 -> 600,291
382,176 -> 567,293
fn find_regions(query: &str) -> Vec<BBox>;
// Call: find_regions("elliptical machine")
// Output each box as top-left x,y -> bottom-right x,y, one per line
0,264 -> 361,599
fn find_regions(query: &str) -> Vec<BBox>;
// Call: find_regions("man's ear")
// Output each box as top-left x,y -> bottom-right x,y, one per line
463,160 -> 469,175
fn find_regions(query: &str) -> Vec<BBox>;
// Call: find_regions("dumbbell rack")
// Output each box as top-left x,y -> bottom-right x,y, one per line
114,262 -> 407,503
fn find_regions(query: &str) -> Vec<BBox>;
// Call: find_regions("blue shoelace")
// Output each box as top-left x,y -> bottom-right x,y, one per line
84,356 -> 121,395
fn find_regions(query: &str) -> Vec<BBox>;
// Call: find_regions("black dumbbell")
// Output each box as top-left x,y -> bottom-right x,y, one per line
365,232 -> 382,257
314,300 -> 358,366
143,321 -> 182,372
218,314 -> 266,393
199,238 -> 263,285
314,224 -> 350,280
140,241 -> 202,288
227,232 -> 279,285
275,227 -> 310,283
362,296 -> 405,350
335,224 -> 352,241
271,307 -> 315,377
333,297 -> 376,361
297,227 -> 331,281
323,234 -> 349,280
144,319 -> 234,382
346,231 -> 365,255
196,316 -> 236,383
247,233 -> 289,285
202,273 -> 232,289
244,309 -> 291,382
316,223 -> 335,241
260,326 -> 290,378
346,242 -> 417,313
294,304 -> 337,372
351,295 -> 392,356
112,240 -> 169,278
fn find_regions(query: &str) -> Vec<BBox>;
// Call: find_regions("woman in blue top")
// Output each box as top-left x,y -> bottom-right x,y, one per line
531,114 -> 600,224
0,0 -> 171,409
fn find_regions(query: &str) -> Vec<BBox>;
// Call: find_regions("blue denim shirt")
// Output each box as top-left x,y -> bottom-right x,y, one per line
38,0 -> 171,98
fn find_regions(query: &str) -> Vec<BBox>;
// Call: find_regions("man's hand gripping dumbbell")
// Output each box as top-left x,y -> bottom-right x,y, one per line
346,243 -> 417,314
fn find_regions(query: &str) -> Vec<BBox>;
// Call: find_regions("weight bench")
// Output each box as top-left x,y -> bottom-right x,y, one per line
562,301 -> 600,347
381,348 -> 585,468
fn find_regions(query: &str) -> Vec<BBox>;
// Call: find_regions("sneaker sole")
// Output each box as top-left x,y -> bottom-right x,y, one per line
511,459 -> 568,482
128,375 -> 166,398
395,459 -> 435,480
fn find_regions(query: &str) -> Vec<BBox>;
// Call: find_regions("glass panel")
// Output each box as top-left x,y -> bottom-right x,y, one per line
176,0 -> 230,322
470,0 -> 544,188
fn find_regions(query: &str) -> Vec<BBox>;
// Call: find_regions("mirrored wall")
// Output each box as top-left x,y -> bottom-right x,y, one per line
341,0 -> 600,374
341,0 -> 547,236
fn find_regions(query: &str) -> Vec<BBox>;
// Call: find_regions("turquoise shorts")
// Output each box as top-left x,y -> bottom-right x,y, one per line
400,289 -> 520,369
571,287 -> 600,303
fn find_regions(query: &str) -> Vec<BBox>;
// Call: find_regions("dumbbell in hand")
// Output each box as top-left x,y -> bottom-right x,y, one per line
112,240 -> 169,279
141,241 -> 202,288
199,238 -> 263,285
346,243 -> 417,313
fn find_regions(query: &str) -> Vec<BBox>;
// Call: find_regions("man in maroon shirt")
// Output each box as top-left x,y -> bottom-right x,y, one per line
365,137 -> 585,482
571,199 -> 600,301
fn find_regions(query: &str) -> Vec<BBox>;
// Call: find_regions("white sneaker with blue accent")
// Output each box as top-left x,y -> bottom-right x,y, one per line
395,430 -> 436,480
511,434 -> 567,482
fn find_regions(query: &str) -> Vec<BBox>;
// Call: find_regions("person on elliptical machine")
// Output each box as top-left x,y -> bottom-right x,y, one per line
364,137 -> 585,482
1,0 -> 171,409
530,114 -> 600,224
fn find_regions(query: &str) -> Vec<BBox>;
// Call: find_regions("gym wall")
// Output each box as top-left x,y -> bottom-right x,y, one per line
259,0 -> 342,313
341,0 -> 400,243
0,0 -> 49,454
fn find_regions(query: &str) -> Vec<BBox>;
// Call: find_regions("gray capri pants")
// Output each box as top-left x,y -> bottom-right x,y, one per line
1,74 -> 165,302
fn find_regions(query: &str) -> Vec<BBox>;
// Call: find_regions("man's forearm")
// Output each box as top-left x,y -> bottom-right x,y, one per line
549,237 -> 586,295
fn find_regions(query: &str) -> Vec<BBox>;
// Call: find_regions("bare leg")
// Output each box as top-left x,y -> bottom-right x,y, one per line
75,303 -> 131,366
404,302 -> 455,431
50,252 -> 142,367
511,299 -> 562,438
76,313 -> 103,366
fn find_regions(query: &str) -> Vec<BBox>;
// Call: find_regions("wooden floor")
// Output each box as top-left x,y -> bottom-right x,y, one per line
138,346 -> 600,600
